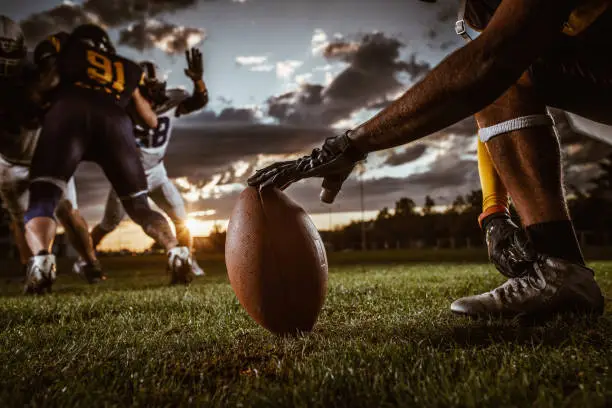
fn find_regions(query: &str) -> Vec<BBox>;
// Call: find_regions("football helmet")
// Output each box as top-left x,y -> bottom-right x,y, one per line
71,24 -> 115,54
0,15 -> 26,78
139,60 -> 169,107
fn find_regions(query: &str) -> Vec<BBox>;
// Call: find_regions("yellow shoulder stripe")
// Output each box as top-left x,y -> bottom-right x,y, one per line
49,35 -> 61,52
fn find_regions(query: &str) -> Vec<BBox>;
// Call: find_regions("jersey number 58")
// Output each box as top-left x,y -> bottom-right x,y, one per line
87,50 -> 125,93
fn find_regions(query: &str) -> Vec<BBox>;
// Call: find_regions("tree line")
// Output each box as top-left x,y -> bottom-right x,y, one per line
206,152 -> 612,252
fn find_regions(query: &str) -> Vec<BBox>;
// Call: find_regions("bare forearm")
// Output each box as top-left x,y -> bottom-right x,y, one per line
132,89 -> 158,128
350,40 -> 522,153
350,0 -> 575,153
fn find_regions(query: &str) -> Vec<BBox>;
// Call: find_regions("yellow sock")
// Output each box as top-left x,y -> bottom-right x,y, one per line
477,139 -> 509,226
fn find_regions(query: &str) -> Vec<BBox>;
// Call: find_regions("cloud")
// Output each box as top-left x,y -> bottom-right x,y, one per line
20,3 -> 97,46
266,32 -> 430,127
235,55 -> 278,73
82,0 -> 199,27
20,0 -> 204,53
118,19 -> 205,55
235,56 -> 268,66
311,28 -> 329,56
276,60 -> 303,79
383,145 -> 429,166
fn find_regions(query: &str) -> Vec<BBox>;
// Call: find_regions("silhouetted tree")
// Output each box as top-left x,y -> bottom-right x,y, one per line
422,195 -> 436,215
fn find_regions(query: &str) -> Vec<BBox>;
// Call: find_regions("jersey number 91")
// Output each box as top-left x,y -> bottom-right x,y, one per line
86,50 -> 125,93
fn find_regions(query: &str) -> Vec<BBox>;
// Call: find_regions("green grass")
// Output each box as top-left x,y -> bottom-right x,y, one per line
0,255 -> 611,407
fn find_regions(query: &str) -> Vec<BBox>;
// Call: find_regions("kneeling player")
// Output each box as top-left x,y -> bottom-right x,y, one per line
0,16 -> 101,282
23,24 -> 193,293
89,51 -> 209,277
248,0 -> 609,319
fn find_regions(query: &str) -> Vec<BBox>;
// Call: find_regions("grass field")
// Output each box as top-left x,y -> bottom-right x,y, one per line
0,252 -> 611,407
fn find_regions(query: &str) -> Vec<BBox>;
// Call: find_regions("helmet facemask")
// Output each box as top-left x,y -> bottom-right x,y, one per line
0,18 -> 26,78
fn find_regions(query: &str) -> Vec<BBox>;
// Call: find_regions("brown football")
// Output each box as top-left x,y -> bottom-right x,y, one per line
225,187 -> 328,335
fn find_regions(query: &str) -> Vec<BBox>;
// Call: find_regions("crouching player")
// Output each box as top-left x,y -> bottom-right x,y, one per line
23,24 -> 194,293
87,49 -> 209,277
0,16 -> 102,284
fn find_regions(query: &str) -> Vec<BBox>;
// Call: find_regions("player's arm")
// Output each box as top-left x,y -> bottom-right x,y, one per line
29,32 -> 69,105
349,0 -> 578,152
175,48 -> 209,118
131,87 -> 159,129
248,0 -> 579,200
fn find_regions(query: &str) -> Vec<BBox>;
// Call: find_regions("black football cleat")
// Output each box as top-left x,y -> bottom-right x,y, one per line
451,256 -> 605,320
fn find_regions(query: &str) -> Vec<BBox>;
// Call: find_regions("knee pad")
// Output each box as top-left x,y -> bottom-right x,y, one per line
24,181 -> 64,224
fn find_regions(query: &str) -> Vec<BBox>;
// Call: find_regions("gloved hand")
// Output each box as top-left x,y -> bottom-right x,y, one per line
482,211 -> 537,278
247,132 -> 367,203
184,48 -> 204,82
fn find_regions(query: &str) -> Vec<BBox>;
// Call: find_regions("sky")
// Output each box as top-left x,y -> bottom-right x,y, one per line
5,0 -> 612,251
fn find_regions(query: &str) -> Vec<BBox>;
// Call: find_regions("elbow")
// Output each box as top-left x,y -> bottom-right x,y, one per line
193,91 -> 209,110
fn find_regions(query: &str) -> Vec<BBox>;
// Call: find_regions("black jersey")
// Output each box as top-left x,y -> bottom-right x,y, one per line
57,38 -> 143,108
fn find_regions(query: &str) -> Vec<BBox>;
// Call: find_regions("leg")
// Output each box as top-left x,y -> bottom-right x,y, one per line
150,173 -> 205,276
475,129 -> 535,278
0,160 -> 32,265
24,182 -> 63,255
23,95 -> 87,293
481,72 -> 584,264
148,169 -> 191,248
10,220 -> 31,264
450,72 -> 603,318
95,112 -> 192,283
476,139 -> 508,215
55,178 -> 98,264
90,188 -> 127,249
120,193 -> 178,251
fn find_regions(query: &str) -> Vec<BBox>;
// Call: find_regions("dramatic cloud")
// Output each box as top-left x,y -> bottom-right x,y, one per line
20,3 -> 97,46
188,107 -> 261,124
118,19 -> 205,55
383,144 -> 429,166
20,0 -> 204,54
267,32 -> 430,127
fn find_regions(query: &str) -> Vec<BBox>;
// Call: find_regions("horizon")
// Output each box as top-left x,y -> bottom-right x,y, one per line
9,0 -> 612,252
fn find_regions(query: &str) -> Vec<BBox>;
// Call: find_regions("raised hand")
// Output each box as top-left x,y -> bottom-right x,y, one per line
184,48 -> 204,81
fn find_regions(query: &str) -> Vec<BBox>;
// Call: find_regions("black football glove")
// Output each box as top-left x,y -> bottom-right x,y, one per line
247,132 -> 367,203
184,48 -> 204,82
482,212 -> 537,278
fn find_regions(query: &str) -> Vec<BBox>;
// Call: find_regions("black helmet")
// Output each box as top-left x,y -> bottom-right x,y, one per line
71,24 -> 115,54
0,15 -> 26,78
140,60 -> 161,82
139,60 -> 168,105
139,60 -> 167,90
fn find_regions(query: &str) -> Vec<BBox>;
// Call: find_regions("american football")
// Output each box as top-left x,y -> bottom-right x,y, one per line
1,1 -> 612,406
225,187 -> 328,335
